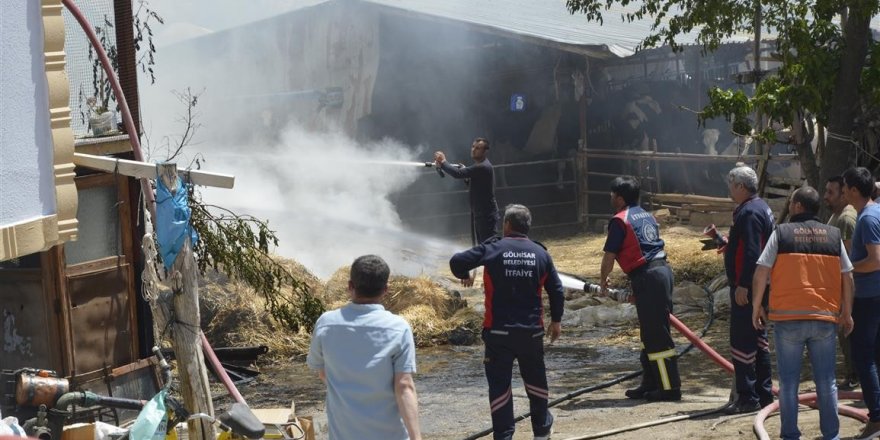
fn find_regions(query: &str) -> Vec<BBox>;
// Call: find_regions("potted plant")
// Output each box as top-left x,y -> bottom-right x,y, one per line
86,78 -> 115,137
78,4 -> 163,137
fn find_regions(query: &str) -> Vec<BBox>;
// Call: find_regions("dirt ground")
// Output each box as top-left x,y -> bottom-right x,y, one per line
224,228 -> 868,439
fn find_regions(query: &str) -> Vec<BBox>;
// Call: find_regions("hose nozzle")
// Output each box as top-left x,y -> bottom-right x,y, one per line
584,282 -> 632,302
425,162 -> 445,177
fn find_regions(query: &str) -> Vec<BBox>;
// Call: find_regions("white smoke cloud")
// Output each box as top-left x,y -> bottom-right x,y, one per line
139,1 -> 470,279
199,126 -> 462,278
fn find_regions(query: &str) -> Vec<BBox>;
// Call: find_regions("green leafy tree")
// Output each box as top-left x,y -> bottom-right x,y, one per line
567,0 -> 879,190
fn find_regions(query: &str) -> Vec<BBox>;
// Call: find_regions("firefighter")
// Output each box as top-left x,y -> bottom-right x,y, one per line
599,176 -> 681,401
724,164 -> 775,413
434,137 -> 500,245
449,204 -> 564,440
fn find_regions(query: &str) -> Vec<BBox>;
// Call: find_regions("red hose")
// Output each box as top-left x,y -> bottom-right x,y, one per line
63,0 -> 247,409
669,314 -> 867,437
201,332 -> 247,405
61,0 -> 156,214
753,392 -> 867,440
669,314 -> 734,372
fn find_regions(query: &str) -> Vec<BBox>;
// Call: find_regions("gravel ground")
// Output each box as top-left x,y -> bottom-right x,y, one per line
230,310 -> 867,440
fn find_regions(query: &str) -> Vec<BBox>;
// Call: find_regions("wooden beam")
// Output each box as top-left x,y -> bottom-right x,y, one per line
647,192 -> 736,204
583,149 -> 775,163
73,153 -> 235,189
158,162 -> 215,440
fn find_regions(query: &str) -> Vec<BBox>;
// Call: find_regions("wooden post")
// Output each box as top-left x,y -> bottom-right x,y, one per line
577,58 -> 590,230
157,163 -> 215,440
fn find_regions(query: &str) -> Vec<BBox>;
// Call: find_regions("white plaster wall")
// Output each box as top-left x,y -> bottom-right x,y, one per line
0,0 -> 57,225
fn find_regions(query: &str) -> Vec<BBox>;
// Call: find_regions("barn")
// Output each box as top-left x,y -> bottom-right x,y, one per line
156,0 -> 784,238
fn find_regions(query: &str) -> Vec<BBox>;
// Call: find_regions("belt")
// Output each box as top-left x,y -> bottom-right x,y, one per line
628,258 -> 667,277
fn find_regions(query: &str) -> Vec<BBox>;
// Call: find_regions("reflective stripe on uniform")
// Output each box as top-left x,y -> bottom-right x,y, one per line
647,349 -> 677,390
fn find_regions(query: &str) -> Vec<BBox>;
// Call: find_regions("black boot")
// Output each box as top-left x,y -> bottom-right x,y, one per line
645,389 -> 682,401
625,383 -> 657,399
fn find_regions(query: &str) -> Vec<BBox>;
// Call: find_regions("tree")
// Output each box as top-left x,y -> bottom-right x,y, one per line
567,0 -> 879,191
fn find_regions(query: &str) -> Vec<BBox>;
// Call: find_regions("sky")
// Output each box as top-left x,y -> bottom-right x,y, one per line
146,0 -> 326,46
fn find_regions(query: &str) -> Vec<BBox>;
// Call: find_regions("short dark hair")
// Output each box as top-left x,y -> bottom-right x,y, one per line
610,176 -> 640,205
827,175 -> 844,188
791,186 -> 820,214
842,167 -> 875,199
474,137 -> 490,149
504,204 -> 532,234
350,255 -> 390,298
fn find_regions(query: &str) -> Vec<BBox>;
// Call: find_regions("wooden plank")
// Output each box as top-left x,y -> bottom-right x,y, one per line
584,149 -> 769,163
647,192 -> 737,204
66,256 -> 123,277
765,186 -> 793,197
111,356 -> 157,378
73,153 -> 235,189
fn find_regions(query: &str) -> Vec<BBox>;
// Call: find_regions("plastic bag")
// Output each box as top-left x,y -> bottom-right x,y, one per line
129,389 -> 168,440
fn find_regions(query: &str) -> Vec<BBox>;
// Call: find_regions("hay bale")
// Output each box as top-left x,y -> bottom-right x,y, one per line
446,307 -> 483,345
199,258 -> 323,362
385,275 -> 449,314
399,304 -> 446,346
201,277 -> 311,362
275,257 -> 323,296
322,269 -> 482,347
322,266 -> 351,308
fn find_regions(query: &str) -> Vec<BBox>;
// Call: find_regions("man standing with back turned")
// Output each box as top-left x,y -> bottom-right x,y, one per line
307,255 -> 422,440
752,186 -> 854,440
450,204 -> 563,440
724,164 -> 775,414
599,176 -> 681,401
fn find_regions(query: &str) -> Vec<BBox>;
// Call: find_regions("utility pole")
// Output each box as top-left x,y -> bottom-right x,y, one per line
157,163 -> 215,440
751,0 -> 773,196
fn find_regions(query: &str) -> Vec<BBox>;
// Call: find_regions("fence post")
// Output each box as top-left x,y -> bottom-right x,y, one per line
575,145 -> 590,231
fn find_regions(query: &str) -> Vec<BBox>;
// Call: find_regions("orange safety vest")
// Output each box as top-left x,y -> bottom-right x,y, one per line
769,219 -> 843,323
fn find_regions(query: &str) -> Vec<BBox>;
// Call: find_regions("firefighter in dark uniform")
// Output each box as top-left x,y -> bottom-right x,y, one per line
450,204 -> 564,440
435,137 -> 500,245
724,164 -> 775,414
599,176 -> 681,401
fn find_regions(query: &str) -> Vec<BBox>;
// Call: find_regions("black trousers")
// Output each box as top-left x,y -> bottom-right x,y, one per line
473,212 -> 500,244
482,328 -> 553,440
630,261 -> 681,391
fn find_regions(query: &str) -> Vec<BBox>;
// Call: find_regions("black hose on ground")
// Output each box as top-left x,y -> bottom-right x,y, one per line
460,274 -> 721,440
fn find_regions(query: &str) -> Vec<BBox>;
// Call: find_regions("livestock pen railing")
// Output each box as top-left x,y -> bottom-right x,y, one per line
394,149 -> 799,239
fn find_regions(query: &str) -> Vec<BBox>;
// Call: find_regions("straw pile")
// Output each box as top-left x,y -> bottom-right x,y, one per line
200,259 -> 480,362
199,258 -> 323,362
542,225 -> 723,288
323,266 -> 477,346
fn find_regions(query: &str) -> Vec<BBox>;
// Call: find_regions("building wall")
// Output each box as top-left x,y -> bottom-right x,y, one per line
0,0 -> 78,261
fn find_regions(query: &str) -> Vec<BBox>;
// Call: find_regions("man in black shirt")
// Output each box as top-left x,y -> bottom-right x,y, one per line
435,137 -> 501,244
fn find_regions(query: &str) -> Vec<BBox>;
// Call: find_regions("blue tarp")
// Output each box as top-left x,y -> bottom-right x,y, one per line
155,173 -> 198,271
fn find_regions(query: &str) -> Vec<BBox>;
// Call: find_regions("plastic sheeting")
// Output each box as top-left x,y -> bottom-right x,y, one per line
155,174 -> 198,271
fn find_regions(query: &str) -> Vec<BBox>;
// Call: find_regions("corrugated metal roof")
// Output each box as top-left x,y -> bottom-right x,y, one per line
361,0 -> 747,58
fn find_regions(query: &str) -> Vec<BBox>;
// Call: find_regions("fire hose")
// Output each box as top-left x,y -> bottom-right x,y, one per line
460,275 -> 720,440
573,283 -> 867,440
461,275 -> 867,440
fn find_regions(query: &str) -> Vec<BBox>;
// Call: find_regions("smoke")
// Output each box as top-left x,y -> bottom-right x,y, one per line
199,126 -> 463,278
